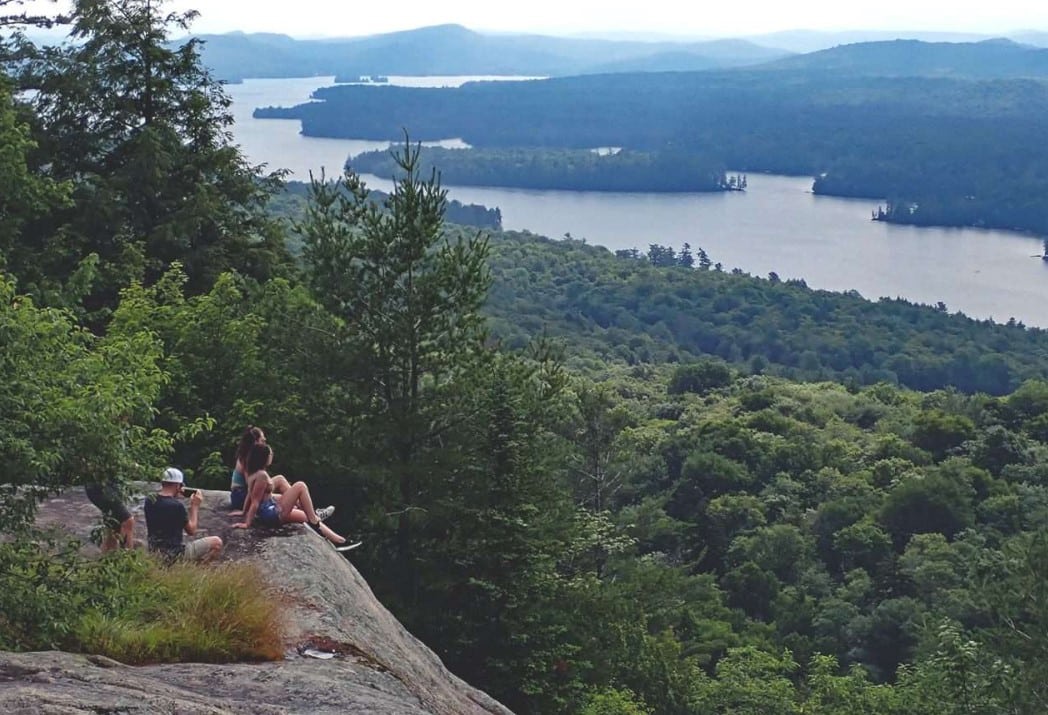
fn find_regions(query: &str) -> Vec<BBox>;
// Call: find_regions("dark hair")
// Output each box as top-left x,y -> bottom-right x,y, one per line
246,443 -> 272,475
236,426 -> 264,467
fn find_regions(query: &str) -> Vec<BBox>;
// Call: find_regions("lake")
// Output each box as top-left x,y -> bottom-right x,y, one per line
226,76 -> 1048,328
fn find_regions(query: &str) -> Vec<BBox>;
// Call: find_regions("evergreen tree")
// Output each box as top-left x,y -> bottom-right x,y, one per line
298,138 -> 492,607
10,0 -> 289,315
677,242 -> 694,268
568,382 -> 632,512
0,80 -> 70,280
413,353 -> 579,713
696,246 -> 712,271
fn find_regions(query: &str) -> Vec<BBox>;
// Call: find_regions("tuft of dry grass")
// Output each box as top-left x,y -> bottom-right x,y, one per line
76,560 -> 287,664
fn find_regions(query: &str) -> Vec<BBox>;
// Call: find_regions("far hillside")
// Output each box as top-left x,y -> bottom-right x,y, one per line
187,24 -> 790,81
478,230 -> 1048,395
759,38 -> 1048,78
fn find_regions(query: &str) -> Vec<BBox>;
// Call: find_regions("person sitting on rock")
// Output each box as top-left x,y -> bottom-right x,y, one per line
144,467 -> 223,563
85,479 -> 135,552
232,443 -> 354,549
229,425 -> 291,513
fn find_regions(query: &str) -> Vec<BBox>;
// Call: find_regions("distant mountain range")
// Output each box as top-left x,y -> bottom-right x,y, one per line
184,24 -> 791,81
181,25 -> 1048,84
760,38 -> 1048,78
740,29 -> 1012,54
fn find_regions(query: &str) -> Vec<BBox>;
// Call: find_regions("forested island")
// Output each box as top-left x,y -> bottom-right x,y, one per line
256,54 -> 1048,235
8,5 -> 1048,714
349,146 -> 732,193
271,179 -> 503,230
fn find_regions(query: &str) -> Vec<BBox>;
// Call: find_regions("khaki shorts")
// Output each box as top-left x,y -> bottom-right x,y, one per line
183,538 -> 215,561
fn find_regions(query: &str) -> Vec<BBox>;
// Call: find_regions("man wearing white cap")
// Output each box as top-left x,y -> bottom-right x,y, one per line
143,467 -> 223,563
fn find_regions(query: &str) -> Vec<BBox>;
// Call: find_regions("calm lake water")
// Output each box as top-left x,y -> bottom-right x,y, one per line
227,76 -> 1048,328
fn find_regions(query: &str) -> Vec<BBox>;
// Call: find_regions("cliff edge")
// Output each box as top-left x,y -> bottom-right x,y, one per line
2,486 -> 512,715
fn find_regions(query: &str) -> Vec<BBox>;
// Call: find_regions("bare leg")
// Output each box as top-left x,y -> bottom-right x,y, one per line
278,481 -> 319,523
118,515 -> 135,549
100,530 -> 119,553
270,475 -> 292,494
283,506 -> 347,545
202,536 -> 223,562
185,536 -> 223,563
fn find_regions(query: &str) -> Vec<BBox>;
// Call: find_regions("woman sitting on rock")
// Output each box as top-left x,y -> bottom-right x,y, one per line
229,425 -> 290,513
232,443 -> 353,549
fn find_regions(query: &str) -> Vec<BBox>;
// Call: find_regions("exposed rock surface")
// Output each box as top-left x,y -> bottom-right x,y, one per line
3,485 -> 513,714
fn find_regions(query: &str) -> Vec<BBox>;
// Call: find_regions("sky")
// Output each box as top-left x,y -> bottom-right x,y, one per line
170,0 -> 1048,38
22,1 -> 1048,39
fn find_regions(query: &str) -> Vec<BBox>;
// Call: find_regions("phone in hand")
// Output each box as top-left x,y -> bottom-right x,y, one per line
181,487 -> 199,498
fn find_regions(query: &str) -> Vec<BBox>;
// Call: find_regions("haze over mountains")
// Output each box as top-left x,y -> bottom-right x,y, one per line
762,37 -> 1048,78
188,24 -> 790,81
184,23 -> 1048,82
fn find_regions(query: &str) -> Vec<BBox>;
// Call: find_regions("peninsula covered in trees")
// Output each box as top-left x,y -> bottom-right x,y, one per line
255,41 -> 1048,235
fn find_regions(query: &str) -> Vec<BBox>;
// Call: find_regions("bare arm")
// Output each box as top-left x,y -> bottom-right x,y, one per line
233,471 -> 268,529
230,460 -> 251,517
185,490 -> 202,536
241,489 -> 254,519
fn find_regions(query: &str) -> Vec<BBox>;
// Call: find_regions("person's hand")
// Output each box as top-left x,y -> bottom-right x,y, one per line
232,522 -> 248,529
228,509 -> 244,517
190,490 -> 203,507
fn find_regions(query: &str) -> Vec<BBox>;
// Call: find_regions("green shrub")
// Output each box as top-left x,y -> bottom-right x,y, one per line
580,688 -> 653,715
0,536 -> 284,663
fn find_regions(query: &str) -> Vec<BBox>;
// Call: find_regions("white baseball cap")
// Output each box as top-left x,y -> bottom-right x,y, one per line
161,467 -> 185,484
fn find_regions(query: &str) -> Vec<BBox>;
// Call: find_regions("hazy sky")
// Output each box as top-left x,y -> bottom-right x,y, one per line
26,1 -> 1048,39
167,0 -> 1047,38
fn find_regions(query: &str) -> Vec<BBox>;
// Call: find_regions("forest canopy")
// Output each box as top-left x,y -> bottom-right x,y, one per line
6,4 -> 1048,714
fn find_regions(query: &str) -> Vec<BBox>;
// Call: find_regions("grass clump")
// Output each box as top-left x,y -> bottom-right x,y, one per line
0,535 -> 285,663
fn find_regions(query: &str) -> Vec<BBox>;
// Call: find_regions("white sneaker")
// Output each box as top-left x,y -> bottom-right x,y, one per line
315,506 -> 335,521
334,541 -> 362,552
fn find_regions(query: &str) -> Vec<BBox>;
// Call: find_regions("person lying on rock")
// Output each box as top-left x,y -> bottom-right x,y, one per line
144,467 -> 223,563
228,425 -> 291,514
232,443 -> 353,549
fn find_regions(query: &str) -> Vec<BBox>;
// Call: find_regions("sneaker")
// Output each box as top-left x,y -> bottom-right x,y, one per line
334,541 -> 362,552
315,506 -> 335,521
307,520 -> 323,535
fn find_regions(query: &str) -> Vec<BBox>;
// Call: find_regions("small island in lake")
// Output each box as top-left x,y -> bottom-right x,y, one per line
348,146 -> 735,193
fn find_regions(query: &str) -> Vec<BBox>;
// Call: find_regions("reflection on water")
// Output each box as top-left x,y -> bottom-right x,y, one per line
227,77 -> 1048,328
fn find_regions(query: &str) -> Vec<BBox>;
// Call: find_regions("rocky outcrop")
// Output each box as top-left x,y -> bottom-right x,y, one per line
4,486 -> 512,715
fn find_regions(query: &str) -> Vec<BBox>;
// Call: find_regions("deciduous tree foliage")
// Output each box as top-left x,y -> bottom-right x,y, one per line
0,275 -> 170,530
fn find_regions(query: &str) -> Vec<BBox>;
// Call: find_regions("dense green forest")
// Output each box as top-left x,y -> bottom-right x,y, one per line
479,232 -> 1048,395
765,37 -> 1048,78
256,69 -> 1048,235
349,146 -> 731,193
8,4 -> 1048,714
